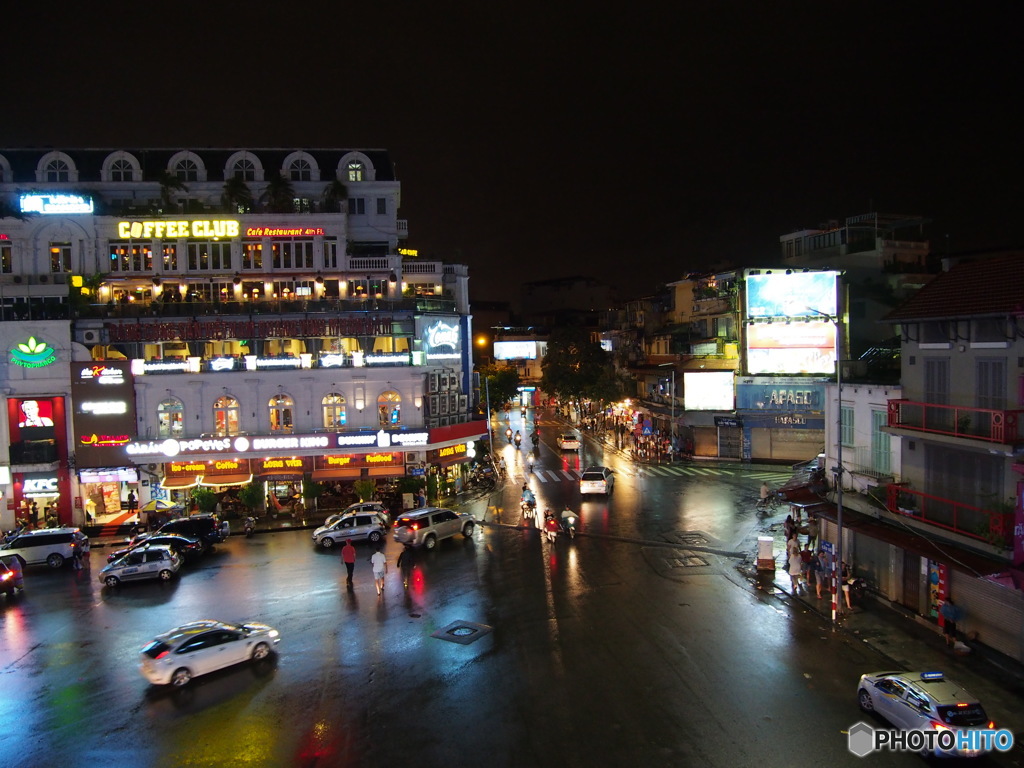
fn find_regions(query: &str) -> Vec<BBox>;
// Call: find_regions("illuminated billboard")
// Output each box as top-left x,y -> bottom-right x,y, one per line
683,371 -> 735,411
746,271 -> 838,319
746,320 -> 836,374
494,341 -> 537,360
70,361 -> 138,467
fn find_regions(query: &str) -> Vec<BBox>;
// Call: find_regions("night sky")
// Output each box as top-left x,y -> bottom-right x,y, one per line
5,3 -> 1021,302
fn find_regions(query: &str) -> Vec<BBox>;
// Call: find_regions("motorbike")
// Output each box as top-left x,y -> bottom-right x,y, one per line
243,516 -> 256,538
514,434 -> 522,449
530,429 -> 539,443
543,515 -> 559,543
560,513 -> 577,539
506,430 -> 513,444
526,454 -> 534,473
521,498 -> 537,517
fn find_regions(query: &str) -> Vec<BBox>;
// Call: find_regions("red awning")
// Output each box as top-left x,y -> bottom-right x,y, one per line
200,473 -> 253,487
311,468 -> 361,481
161,476 -> 201,489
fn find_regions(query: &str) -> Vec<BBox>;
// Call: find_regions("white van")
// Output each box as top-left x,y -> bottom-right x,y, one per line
0,528 -> 90,568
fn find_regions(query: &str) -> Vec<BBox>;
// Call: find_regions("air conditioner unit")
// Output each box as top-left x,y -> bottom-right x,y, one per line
82,329 -> 101,344
38,275 -> 49,284
147,464 -> 158,471
405,452 -> 421,464
12,275 -> 23,284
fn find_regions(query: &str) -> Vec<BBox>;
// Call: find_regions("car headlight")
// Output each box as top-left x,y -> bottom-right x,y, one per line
268,629 -> 280,638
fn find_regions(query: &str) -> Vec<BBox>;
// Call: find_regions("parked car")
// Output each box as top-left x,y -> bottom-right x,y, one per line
857,670 -> 996,758
106,533 -> 205,564
312,512 -> 387,548
99,545 -> 182,587
0,558 -> 23,598
139,620 -> 281,688
579,466 -> 614,496
158,515 -> 230,547
324,501 -> 391,529
0,527 -> 90,569
557,433 -> 581,451
392,507 -> 475,550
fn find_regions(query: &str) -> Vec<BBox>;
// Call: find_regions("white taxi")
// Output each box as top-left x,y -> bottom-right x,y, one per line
856,670 -> 996,758
140,620 -> 281,687
99,545 -> 181,587
557,433 -> 581,451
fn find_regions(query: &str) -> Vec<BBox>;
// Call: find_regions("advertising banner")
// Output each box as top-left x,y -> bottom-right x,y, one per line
70,361 -> 138,468
745,271 -> 838,319
746,320 -> 837,374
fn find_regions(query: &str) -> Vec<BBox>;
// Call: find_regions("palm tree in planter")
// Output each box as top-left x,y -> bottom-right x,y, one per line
157,171 -> 188,213
190,487 -> 218,515
221,176 -> 253,213
260,173 -> 295,213
301,479 -> 325,518
322,178 -> 348,212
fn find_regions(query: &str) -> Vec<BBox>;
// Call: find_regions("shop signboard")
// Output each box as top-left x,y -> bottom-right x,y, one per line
71,361 -> 138,468
7,396 -> 63,465
125,429 -> 430,460
735,377 -> 826,412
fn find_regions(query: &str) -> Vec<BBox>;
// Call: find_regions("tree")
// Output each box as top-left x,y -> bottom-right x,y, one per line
302,478 -> 325,511
541,324 -> 620,407
157,171 -> 188,212
322,179 -> 348,212
260,173 -> 295,213
478,364 -> 521,411
238,483 -> 265,515
190,487 -> 218,514
221,175 -> 253,213
353,479 -> 377,502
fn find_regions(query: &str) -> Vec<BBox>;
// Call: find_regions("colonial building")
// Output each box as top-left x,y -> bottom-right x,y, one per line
0,147 -> 483,530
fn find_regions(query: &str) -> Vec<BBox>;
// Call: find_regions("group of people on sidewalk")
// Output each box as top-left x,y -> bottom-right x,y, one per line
782,509 -> 852,607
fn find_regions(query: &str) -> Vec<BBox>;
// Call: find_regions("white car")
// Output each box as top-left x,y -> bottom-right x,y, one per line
312,512 -> 387,548
857,670 -> 995,758
0,527 -> 90,569
580,466 -> 614,496
323,501 -> 391,528
99,545 -> 181,587
557,433 -> 581,451
139,620 -> 281,688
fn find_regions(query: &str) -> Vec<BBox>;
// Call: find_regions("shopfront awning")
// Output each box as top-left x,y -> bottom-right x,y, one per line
367,467 -> 405,478
311,468 -> 362,482
161,476 -> 201,490
200,473 -> 253,487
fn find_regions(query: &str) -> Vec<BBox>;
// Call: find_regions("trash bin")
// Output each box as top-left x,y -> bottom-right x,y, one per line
756,536 -> 775,571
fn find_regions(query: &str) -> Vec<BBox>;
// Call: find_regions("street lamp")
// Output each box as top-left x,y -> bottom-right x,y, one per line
659,362 -> 676,457
807,305 -> 844,626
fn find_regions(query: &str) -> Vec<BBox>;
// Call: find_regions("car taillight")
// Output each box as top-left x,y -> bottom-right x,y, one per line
155,650 -> 169,660
930,721 -> 952,732
0,572 -> 11,581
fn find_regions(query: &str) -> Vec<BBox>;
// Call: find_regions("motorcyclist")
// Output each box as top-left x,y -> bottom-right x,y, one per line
560,505 -> 577,536
526,453 -> 534,472
544,512 -> 559,543
513,430 -> 522,448
505,427 -> 513,443
520,484 -> 535,509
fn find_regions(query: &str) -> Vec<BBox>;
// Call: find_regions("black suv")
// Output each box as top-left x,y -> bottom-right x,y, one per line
158,515 -> 230,547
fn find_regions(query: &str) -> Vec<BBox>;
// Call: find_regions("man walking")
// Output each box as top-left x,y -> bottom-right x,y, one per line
370,545 -> 387,596
341,539 -> 357,587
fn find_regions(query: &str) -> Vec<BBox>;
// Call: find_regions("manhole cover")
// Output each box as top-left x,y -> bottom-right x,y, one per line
431,620 -> 493,645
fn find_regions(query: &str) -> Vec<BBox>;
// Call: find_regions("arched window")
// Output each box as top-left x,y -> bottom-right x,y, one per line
157,397 -> 184,438
269,393 -> 294,432
377,390 -> 401,427
232,158 -> 256,181
110,158 -> 135,182
213,395 -> 240,436
322,393 -> 346,429
346,161 -> 364,182
175,158 -> 199,182
289,158 -> 312,181
45,159 -> 70,182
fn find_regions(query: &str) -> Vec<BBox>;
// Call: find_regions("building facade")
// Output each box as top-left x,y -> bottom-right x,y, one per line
0,147 -> 483,530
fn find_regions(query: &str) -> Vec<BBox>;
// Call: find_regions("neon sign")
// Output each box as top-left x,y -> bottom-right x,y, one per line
10,337 -> 56,368
425,321 -> 459,349
78,364 -> 126,384
245,226 -> 324,237
79,434 -> 131,446
20,193 -> 94,215
116,220 -> 240,239
398,248 -> 418,256
80,401 -> 128,415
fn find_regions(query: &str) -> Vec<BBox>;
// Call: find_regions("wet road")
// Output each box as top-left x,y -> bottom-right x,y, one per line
0,426 -> 1003,767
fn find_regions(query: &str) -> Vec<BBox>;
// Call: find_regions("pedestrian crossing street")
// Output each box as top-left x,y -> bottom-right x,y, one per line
515,465 -> 793,485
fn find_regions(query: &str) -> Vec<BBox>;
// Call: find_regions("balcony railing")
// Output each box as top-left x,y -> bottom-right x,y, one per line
886,483 -> 1012,548
887,399 -> 1024,444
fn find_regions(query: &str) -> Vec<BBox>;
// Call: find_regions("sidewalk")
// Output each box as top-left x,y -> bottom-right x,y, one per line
754,559 -> 1024,738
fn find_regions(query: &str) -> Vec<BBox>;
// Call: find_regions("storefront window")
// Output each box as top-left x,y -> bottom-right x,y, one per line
157,397 -> 185,438
322,393 -> 346,428
377,390 -> 401,427
214,395 -> 241,436
270,393 -> 294,432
